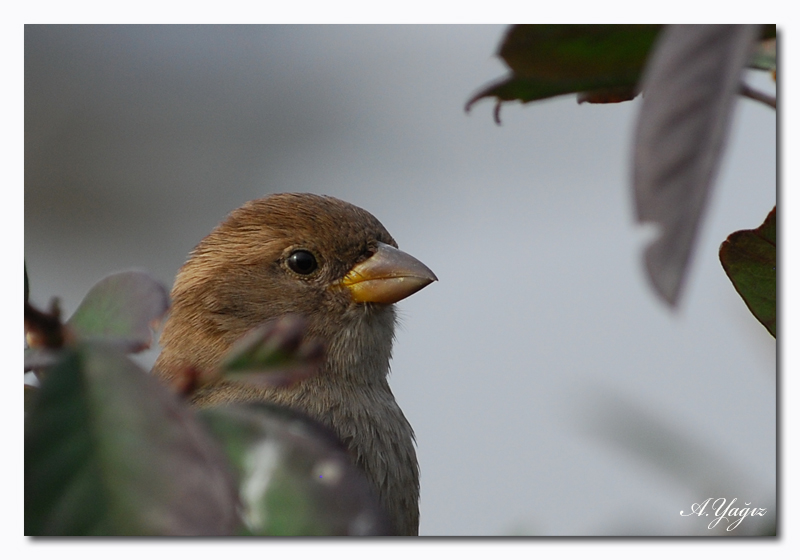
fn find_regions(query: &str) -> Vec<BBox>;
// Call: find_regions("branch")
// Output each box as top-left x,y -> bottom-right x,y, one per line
740,83 -> 776,109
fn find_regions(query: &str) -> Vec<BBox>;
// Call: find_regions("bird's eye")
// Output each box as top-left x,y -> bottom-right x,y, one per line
287,250 -> 318,275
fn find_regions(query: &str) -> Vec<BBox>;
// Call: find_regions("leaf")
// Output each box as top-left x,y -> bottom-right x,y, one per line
24,384 -> 38,417
585,393 -> 747,499
66,270 -> 169,352
25,344 -> 240,535
632,25 -> 761,307
25,263 -> 29,304
500,24 -> 662,82
582,391 -> 777,536
199,404 -> 392,536
584,391 -> 778,536
719,207 -> 776,337
25,347 -> 63,372
24,300 -> 65,350
466,25 -> 661,113
759,24 -> 777,40
749,38 -> 776,72
220,315 -> 325,388
577,86 -> 639,105
467,74 -> 584,106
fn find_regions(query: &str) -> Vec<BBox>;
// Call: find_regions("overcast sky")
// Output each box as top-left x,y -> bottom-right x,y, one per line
24,25 -> 776,536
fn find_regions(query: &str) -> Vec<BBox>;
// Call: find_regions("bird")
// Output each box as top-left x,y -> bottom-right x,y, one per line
153,193 -> 437,536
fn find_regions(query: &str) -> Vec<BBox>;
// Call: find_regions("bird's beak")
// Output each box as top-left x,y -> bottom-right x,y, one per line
340,242 -> 437,304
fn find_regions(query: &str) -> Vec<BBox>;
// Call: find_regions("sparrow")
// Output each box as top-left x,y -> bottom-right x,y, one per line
153,193 -> 437,536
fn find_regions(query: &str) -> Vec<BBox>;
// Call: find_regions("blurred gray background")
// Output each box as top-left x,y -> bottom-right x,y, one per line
24,25 -> 776,536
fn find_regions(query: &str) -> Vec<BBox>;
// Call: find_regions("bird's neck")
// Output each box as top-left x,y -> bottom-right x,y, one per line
321,304 -> 396,385
182,305 -> 419,535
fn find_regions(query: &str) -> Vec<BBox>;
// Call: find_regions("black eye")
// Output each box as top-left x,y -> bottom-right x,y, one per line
287,250 -> 318,275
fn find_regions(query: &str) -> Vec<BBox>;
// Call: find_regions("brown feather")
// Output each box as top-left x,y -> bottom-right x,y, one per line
154,193 -> 420,535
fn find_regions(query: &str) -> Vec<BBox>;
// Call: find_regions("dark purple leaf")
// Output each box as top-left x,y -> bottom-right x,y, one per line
633,25 -> 761,306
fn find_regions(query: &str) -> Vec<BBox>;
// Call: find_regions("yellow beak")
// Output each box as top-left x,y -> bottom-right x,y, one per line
340,242 -> 437,304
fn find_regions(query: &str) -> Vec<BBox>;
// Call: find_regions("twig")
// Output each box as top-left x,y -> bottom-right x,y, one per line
740,83 -> 776,109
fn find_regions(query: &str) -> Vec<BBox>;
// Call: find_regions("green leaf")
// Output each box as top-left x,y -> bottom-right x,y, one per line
719,207 -> 776,337
749,38 -> 776,72
760,24 -> 777,40
66,271 -> 169,352
25,344 -> 240,535
199,404 -> 391,536
220,315 -> 324,387
24,384 -> 38,417
500,24 -> 662,82
25,347 -> 62,372
466,25 -> 661,111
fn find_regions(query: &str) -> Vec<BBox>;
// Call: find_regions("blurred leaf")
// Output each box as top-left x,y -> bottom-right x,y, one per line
200,404 -> 391,536
467,75 -> 582,107
66,270 -> 169,352
25,299 -> 65,350
584,392 -> 775,536
220,315 -> 325,388
760,24 -> 777,40
24,384 -> 38,417
500,24 -> 661,81
632,25 -> 761,307
719,207 -> 776,337
466,25 -> 661,113
577,86 -> 639,104
585,393 -> 746,497
25,344 -> 240,535
749,38 -> 776,72
24,347 -> 62,372
25,263 -> 30,304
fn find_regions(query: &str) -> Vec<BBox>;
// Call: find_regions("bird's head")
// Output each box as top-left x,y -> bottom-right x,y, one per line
155,193 -> 437,391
